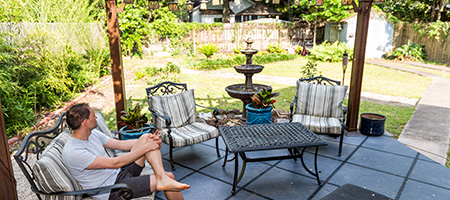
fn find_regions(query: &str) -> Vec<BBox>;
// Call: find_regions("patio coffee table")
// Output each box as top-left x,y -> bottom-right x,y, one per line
219,122 -> 327,194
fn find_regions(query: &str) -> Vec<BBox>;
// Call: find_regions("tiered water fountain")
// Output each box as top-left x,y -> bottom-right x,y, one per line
225,38 -> 271,118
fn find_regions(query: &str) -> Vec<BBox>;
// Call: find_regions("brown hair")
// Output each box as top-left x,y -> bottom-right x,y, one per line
66,103 -> 90,130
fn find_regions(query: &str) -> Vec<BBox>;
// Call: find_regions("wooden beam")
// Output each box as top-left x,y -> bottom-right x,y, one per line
0,99 -> 18,200
105,0 -> 126,131
346,0 -> 373,132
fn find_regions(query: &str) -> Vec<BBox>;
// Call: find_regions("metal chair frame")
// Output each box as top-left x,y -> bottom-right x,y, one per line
146,81 -> 220,171
289,76 -> 347,156
13,112 -> 133,200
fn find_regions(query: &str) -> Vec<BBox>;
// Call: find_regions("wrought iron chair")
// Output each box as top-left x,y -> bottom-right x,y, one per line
146,81 -> 220,171
290,76 -> 348,156
13,112 -> 134,200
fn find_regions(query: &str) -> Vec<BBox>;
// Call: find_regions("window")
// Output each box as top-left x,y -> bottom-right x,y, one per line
235,16 -> 241,22
214,18 -> 222,23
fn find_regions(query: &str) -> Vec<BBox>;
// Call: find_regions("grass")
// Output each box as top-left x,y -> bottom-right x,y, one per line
101,57 -> 417,140
217,57 -> 432,99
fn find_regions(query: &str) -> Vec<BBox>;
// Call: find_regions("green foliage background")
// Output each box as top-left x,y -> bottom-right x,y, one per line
0,0 -> 110,137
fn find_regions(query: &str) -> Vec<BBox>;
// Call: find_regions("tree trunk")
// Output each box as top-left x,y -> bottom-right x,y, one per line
0,99 -> 18,200
223,0 -> 231,23
437,0 -> 446,21
430,0 -> 437,22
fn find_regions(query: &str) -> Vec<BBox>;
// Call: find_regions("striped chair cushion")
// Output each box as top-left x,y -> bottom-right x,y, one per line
158,122 -> 219,148
295,81 -> 347,118
148,89 -> 197,129
292,114 -> 341,135
33,128 -> 82,200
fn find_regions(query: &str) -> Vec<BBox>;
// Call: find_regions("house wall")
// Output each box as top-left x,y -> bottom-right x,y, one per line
324,14 -> 394,58
192,0 -> 255,23
345,14 -> 394,58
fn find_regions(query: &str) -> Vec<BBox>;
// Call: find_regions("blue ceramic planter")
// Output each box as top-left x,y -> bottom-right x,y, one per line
119,124 -> 154,140
246,104 -> 273,125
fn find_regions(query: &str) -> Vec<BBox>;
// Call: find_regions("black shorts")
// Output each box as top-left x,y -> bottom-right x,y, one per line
109,162 -> 151,200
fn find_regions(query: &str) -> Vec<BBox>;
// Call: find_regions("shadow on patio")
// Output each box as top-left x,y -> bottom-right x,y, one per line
153,133 -> 450,200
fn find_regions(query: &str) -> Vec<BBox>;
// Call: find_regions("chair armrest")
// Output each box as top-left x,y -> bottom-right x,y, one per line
289,96 -> 297,121
195,103 -> 219,118
34,183 -> 133,200
195,103 -> 219,127
148,108 -> 172,128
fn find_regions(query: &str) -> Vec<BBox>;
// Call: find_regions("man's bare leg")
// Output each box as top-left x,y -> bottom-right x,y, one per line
131,134 -> 189,191
145,148 -> 190,191
150,173 -> 184,200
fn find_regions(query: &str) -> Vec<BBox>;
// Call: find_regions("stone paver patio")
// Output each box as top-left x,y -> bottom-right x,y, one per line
152,133 -> 450,200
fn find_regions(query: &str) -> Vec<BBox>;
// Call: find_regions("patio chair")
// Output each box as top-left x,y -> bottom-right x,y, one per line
146,81 -> 220,171
290,76 -> 347,156
13,111 -> 149,200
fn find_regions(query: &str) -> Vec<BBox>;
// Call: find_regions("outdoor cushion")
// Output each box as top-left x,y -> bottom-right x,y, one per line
148,89 -> 197,129
33,128 -> 83,200
292,114 -> 341,134
295,81 -> 347,118
158,122 -> 219,148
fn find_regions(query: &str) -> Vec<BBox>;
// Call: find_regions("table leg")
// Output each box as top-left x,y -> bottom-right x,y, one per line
300,146 -> 321,185
232,153 -> 238,195
237,153 -> 247,184
222,149 -> 229,168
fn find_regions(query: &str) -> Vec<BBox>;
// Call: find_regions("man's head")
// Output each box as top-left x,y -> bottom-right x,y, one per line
67,103 -> 97,130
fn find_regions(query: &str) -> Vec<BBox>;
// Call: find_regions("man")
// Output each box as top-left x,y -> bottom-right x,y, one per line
62,103 -> 189,200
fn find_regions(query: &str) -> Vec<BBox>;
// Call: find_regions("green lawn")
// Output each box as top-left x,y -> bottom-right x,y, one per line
217,57 -> 432,99
98,55 -> 443,139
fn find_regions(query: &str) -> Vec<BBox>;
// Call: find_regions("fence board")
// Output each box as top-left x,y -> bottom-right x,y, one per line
393,23 -> 450,65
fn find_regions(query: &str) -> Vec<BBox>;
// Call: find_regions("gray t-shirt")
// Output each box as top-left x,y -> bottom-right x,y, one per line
62,129 -> 120,199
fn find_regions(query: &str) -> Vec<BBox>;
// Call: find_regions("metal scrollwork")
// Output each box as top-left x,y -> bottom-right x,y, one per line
299,76 -> 341,86
146,81 -> 188,96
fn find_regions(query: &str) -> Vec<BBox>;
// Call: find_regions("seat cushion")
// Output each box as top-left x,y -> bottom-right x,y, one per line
148,89 -> 197,129
292,114 -> 342,135
295,81 -> 347,118
159,122 -> 219,148
33,128 -> 82,200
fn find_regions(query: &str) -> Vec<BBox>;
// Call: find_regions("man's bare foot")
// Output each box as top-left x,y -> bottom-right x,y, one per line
156,176 -> 190,192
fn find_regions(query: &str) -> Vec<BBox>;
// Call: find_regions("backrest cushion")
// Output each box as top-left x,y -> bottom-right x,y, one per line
94,111 -> 116,157
295,81 -> 347,118
33,128 -> 82,199
148,89 -> 197,129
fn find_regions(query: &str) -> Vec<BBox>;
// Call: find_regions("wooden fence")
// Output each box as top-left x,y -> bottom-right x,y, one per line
393,22 -> 450,65
147,22 -> 314,54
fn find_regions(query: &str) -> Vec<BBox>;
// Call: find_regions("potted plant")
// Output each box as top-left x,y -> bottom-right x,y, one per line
360,113 -> 386,136
246,88 -> 280,125
119,104 -> 154,140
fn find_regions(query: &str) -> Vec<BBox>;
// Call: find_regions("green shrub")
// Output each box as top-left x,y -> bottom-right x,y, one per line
197,43 -> 219,58
309,41 -> 353,62
387,40 -> 426,62
300,61 -> 322,78
187,53 -> 298,70
0,31 -> 107,138
267,43 -> 286,54
253,53 -> 297,64
143,62 -> 180,85
119,4 -> 151,57
295,46 -> 303,55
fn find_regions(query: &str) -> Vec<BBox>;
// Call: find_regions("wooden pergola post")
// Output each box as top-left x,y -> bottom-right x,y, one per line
0,99 -> 19,200
346,0 -> 373,132
105,0 -> 126,130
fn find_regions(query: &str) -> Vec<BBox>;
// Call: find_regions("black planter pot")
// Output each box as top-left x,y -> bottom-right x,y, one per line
360,113 -> 386,136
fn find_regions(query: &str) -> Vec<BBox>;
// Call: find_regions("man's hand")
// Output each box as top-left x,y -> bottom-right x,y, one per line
145,130 -> 162,150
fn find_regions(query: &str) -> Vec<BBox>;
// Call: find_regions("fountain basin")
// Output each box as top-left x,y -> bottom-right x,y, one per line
234,65 -> 264,74
225,84 -> 272,118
